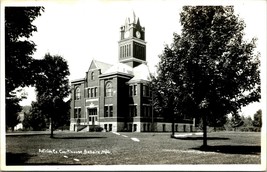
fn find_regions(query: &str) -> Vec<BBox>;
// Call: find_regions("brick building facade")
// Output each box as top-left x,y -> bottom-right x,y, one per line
70,13 -> 195,132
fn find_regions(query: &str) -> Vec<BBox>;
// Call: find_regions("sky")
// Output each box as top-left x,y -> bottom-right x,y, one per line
2,0 -> 266,117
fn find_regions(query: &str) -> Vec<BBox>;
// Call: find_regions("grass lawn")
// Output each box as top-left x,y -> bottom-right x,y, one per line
6,131 -> 261,165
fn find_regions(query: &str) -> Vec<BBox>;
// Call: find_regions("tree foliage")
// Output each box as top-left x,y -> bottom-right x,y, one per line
23,101 -> 48,131
5,7 -> 44,130
5,7 -> 44,94
252,109 -> 262,129
6,97 -> 22,131
34,54 -> 70,136
229,113 -> 244,130
151,6 -> 260,146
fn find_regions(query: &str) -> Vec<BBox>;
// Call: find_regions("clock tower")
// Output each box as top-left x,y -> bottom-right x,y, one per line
118,12 -> 146,68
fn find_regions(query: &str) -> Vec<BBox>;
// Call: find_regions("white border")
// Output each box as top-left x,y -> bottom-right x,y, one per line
1,0 -> 266,171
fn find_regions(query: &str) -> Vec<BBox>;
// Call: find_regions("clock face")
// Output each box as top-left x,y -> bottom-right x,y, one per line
136,31 -> 141,38
124,31 -> 130,38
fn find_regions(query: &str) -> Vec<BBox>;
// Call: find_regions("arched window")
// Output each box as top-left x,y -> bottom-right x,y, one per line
91,72 -> 95,80
75,87 -> 81,100
105,82 -> 113,97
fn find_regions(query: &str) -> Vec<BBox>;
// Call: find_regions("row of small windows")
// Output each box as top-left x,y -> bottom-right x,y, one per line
87,87 -> 98,98
74,105 -> 150,119
129,105 -> 151,117
143,124 -> 151,132
129,84 -> 151,97
75,82 -> 113,100
75,83 -> 151,100
120,44 -> 131,58
128,124 -> 138,132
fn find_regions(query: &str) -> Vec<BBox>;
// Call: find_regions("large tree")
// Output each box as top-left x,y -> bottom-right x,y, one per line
34,54 -> 70,137
5,7 -> 44,94
152,6 -> 260,147
5,7 -> 44,130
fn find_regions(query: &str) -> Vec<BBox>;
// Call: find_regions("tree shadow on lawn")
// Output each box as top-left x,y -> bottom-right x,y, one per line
6,152 -> 81,165
192,145 -> 261,155
52,136 -> 107,139
6,152 -> 34,165
174,137 -> 230,140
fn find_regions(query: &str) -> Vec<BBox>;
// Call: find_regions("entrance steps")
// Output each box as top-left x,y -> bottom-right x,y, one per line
75,125 -> 89,132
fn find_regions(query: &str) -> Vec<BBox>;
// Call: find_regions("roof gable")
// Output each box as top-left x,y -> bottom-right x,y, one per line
88,60 -> 112,73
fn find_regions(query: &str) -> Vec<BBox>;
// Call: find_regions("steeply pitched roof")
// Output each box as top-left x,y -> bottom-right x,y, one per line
89,60 -> 113,74
101,62 -> 133,76
128,63 -> 151,83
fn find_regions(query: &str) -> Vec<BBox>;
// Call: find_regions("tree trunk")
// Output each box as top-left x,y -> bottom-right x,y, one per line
50,117 -> 54,138
171,120 -> 175,137
202,114 -> 207,147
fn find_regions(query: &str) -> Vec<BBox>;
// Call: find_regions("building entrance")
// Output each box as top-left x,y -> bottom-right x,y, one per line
88,108 -> 98,126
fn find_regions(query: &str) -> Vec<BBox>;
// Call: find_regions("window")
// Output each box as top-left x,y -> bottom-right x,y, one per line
88,87 -> 97,98
104,106 -> 108,117
74,108 -> 81,118
91,72 -> 95,80
105,82 -> 113,97
142,105 -> 151,117
129,44 -> 131,56
91,88 -> 94,97
104,105 -> 113,117
129,86 -> 133,96
75,87 -> 81,100
143,124 -> 146,132
134,124 -> 137,132
126,45 -> 128,57
87,88 -> 90,98
143,85 -> 150,97
129,124 -> 132,132
88,108 -> 97,115
133,85 -> 137,96
94,87 -> 97,97
104,124 -> 107,131
163,124 -> 166,132
110,106 -> 113,117
109,124 -> 112,131
129,105 -> 137,117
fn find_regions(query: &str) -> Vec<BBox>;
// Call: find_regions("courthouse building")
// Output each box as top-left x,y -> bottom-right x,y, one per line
70,13 -> 194,132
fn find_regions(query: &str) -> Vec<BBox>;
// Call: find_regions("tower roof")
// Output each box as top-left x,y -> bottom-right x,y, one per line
124,11 -> 142,30
125,11 -> 137,24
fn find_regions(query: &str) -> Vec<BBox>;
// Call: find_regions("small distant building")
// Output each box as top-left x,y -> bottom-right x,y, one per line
70,12 -> 194,132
